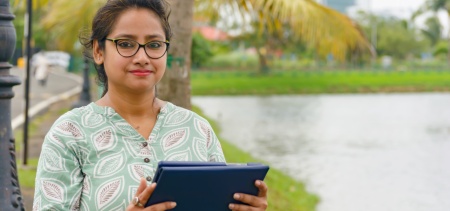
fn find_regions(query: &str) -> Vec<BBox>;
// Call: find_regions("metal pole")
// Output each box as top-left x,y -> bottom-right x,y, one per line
22,0 -> 32,165
0,0 -> 25,210
72,57 -> 91,108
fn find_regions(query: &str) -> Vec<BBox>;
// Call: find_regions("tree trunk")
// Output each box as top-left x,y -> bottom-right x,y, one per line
256,47 -> 269,74
158,0 -> 193,109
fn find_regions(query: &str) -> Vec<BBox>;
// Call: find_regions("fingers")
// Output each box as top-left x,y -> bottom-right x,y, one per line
255,180 -> 268,198
231,193 -> 267,209
135,178 -> 151,207
229,180 -> 268,210
229,203 -> 256,211
140,183 -> 157,203
129,180 -> 177,211
140,182 -> 177,210
145,202 -> 177,211
135,177 -> 148,197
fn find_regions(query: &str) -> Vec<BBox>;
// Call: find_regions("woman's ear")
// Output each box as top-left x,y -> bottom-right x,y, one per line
93,40 -> 104,64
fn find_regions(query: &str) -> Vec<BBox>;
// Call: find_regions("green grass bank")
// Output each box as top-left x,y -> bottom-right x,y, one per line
191,69 -> 450,95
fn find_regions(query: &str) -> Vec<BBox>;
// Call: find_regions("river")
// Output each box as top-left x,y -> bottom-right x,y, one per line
192,93 -> 450,211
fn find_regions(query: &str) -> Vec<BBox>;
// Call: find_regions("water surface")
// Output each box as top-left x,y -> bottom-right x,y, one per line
193,93 -> 450,211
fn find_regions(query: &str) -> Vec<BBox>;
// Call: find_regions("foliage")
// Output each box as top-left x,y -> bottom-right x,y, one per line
202,51 -> 259,70
413,0 -> 450,17
198,0 -> 373,62
228,20 -> 311,72
198,50 -> 450,71
413,0 -> 450,63
433,40 -> 448,56
209,40 -> 233,55
376,20 -> 428,59
10,0 -> 50,10
40,0 -> 104,53
354,12 -> 429,59
421,15 -> 443,46
10,3 -> 52,55
11,0 -> 104,53
191,32 -> 214,68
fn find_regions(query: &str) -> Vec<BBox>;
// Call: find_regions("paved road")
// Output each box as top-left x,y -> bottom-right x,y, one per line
10,67 -> 82,129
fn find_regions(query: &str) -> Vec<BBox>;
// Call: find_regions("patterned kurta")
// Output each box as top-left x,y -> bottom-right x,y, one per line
33,102 -> 225,210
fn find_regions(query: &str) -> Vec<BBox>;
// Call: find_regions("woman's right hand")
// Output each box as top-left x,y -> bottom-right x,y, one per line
126,178 -> 177,211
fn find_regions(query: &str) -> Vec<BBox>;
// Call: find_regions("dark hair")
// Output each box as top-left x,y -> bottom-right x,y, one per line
80,0 -> 172,97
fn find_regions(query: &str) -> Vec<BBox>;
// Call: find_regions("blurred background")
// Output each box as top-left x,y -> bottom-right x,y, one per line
5,0 -> 450,210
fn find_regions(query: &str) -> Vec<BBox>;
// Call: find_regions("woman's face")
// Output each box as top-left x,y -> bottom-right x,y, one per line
94,8 -> 167,95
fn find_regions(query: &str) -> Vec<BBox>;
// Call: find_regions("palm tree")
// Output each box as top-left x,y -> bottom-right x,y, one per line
421,16 -> 442,47
19,0 -> 372,109
35,0 -> 104,52
199,0 -> 373,67
413,0 -> 450,65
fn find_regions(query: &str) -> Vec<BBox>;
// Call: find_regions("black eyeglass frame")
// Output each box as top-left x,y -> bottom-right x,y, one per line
105,38 -> 170,59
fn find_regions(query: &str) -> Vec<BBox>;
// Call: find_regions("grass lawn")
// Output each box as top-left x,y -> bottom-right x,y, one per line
191,69 -> 450,95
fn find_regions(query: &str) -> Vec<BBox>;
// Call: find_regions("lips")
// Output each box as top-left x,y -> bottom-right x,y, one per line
129,69 -> 152,76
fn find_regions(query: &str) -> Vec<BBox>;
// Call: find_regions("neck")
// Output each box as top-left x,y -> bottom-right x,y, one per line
97,87 -> 161,118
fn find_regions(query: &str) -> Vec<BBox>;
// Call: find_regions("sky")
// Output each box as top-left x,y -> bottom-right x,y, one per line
349,0 -> 448,35
353,0 -> 426,19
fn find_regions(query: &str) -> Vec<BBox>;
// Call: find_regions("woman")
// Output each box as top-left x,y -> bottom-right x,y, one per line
33,0 -> 268,210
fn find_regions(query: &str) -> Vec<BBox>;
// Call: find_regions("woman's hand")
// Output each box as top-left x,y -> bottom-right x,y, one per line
126,178 -> 177,211
228,180 -> 268,211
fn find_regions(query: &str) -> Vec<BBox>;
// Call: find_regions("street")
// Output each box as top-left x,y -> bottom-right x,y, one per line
10,67 -> 81,128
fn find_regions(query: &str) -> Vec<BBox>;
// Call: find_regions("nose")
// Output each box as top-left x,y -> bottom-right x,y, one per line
133,46 -> 150,65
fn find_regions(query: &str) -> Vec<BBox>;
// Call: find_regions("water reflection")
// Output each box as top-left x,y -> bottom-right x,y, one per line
193,93 -> 450,211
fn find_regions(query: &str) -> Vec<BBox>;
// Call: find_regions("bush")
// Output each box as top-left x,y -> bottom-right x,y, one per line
202,52 -> 259,70
191,33 -> 214,68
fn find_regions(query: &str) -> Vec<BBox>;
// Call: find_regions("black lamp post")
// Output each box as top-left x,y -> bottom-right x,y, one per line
0,0 -> 25,210
72,57 -> 91,108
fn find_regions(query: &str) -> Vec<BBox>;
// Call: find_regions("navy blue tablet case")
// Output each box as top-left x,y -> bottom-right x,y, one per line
145,161 -> 269,211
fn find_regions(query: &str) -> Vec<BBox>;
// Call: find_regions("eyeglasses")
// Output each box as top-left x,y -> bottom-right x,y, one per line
106,38 -> 170,59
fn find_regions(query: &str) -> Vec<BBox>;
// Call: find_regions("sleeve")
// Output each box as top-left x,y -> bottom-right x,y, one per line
207,125 -> 226,162
33,118 -> 85,210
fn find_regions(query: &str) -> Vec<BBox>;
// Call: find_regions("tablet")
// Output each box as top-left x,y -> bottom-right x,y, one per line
145,161 -> 269,211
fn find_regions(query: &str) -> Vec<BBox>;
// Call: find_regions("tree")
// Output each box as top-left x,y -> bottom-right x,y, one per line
191,32 -> 214,68
159,0 -> 194,108
197,0 -> 373,72
376,19 -> 428,59
355,12 -> 428,59
39,0 -> 104,53
11,0 -> 53,56
414,0 -> 450,65
421,16 -> 443,47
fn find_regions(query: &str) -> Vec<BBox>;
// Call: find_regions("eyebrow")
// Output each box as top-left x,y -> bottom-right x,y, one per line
113,34 -> 165,40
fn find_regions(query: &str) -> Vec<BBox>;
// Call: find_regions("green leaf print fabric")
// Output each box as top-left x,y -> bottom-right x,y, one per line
33,102 -> 225,210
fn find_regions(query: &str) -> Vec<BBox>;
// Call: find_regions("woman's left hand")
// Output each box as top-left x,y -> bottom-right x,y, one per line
228,180 -> 268,211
